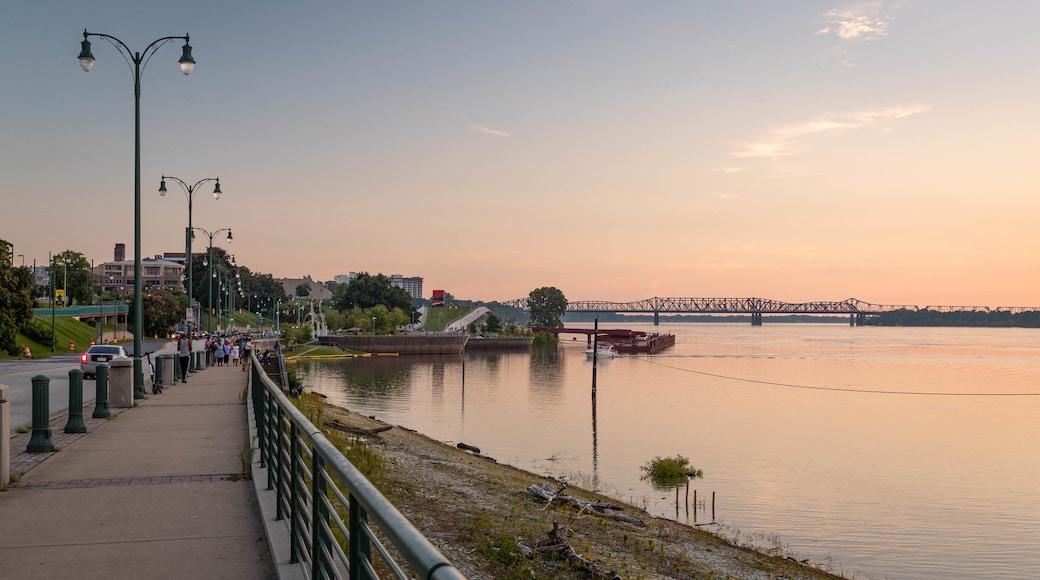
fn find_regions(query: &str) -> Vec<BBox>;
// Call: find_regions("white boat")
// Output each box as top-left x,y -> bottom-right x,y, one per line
585,344 -> 615,359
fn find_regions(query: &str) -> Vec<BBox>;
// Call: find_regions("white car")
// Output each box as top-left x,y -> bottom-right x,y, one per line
80,345 -> 129,379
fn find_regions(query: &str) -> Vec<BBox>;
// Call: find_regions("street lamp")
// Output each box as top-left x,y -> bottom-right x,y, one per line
192,226 -> 232,333
78,28 -> 197,397
159,175 -> 222,335
372,316 -> 377,335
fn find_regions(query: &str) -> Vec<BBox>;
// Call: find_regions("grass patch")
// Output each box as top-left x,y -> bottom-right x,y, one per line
421,307 -> 473,332
5,316 -> 106,360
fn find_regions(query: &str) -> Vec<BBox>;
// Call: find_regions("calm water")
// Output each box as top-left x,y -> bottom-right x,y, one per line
298,323 -> 1040,579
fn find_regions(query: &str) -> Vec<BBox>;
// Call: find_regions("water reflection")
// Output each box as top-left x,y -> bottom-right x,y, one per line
297,325 -> 1040,580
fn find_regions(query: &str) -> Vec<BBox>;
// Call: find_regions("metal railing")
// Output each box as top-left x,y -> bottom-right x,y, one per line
250,352 -> 465,580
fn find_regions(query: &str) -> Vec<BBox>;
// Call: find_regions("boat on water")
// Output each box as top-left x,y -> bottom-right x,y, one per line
585,344 -> 616,359
606,332 -> 676,354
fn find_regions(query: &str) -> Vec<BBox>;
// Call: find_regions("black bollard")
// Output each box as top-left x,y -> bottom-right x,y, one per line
27,375 -> 54,452
65,369 -> 87,433
92,363 -> 111,419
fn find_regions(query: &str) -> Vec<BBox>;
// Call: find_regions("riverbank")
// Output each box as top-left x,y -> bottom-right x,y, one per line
316,398 -> 843,579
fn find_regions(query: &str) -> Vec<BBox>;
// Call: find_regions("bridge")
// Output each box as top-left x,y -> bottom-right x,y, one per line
500,297 -> 1040,325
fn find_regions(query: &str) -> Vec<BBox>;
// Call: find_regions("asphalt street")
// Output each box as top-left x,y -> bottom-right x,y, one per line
1,339 -> 176,431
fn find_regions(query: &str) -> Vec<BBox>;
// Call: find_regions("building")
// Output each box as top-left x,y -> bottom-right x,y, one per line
389,274 -> 423,301
93,244 -> 184,296
332,272 -> 424,300
279,276 -> 333,300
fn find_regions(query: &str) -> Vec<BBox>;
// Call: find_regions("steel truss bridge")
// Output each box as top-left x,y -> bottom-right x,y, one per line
499,297 -> 1040,325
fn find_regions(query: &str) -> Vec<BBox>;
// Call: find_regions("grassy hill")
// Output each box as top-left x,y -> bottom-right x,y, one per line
4,316 -> 119,360
422,306 -> 473,331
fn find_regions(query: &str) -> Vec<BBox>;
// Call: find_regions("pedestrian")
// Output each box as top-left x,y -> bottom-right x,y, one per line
214,339 -> 226,366
231,342 -> 240,366
176,333 -> 192,383
223,340 -> 232,365
242,336 -> 253,372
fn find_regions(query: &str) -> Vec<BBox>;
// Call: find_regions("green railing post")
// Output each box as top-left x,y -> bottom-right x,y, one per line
154,354 -> 164,391
312,453 -> 329,579
64,369 -> 87,433
173,354 -> 182,383
27,375 -> 54,452
290,421 -> 302,564
93,363 -> 111,418
349,496 -> 373,580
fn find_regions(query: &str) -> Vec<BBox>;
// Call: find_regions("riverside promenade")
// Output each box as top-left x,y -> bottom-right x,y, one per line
0,362 -> 276,579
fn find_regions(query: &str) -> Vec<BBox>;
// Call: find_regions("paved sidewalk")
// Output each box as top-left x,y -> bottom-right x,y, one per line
0,363 -> 275,579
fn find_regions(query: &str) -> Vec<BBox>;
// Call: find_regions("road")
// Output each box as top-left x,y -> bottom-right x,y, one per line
1,339 -> 179,431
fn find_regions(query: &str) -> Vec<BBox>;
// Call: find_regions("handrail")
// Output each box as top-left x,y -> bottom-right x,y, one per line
250,351 -> 465,580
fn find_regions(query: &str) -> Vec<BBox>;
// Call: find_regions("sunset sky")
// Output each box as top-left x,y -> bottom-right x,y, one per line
3,1 -> 1039,307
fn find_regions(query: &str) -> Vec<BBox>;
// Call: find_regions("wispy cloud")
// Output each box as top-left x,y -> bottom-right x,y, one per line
818,2 -> 891,41
449,112 -> 512,138
470,124 -> 512,138
713,167 -> 744,174
732,105 -> 929,159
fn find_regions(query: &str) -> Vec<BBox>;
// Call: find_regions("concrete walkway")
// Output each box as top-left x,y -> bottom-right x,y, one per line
0,363 -> 275,579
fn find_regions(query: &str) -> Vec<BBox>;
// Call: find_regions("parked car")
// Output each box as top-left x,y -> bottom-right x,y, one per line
80,344 -> 129,379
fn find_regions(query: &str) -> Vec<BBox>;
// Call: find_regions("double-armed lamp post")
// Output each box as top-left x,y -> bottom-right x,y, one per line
193,227 -> 232,334
159,176 -> 222,334
78,28 -> 196,397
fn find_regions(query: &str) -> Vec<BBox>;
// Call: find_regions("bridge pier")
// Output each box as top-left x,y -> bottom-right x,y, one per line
751,312 -> 762,326
653,310 -> 659,326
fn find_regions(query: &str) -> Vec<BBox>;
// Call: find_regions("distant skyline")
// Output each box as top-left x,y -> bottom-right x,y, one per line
4,1 -> 1040,306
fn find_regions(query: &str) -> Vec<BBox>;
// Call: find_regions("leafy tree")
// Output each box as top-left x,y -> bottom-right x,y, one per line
333,272 -> 416,318
127,288 -> 188,337
295,283 -> 311,297
483,313 -> 503,334
528,286 -> 568,327
53,250 -> 92,305
296,323 -> 313,343
0,240 -> 35,354
325,309 -> 345,331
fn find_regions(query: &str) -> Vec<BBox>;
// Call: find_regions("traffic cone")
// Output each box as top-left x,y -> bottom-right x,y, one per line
23,344 -> 32,358
91,337 -> 96,346
69,340 -> 75,351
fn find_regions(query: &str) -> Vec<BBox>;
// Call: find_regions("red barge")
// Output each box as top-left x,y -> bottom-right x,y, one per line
604,332 -> 675,354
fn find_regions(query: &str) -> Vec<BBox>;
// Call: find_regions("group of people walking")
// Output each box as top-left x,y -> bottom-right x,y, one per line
204,335 -> 253,368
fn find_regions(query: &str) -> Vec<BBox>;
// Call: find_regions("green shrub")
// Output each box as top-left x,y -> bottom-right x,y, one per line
23,319 -> 51,345
531,331 -> 558,348
640,455 -> 704,487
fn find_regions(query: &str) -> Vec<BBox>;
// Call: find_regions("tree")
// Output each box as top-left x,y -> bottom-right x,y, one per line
0,240 -> 35,354
295,283 -> 311,297
483,313 -> 502,334
128,288 -> 188,337
333,272 -> 415,318
528,287 -> 568,327
54,250 -> 92,305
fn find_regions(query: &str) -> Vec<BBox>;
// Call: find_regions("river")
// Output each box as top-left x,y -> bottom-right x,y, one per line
297,323 -> 1040,579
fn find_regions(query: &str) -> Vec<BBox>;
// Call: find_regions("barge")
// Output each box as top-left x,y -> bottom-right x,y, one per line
604,332 -> 675,354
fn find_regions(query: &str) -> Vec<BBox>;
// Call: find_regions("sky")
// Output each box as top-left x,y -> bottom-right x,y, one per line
3,1 -> 1040,307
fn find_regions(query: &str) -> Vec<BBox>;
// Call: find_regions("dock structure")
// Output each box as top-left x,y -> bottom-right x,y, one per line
533,327 -> 676,354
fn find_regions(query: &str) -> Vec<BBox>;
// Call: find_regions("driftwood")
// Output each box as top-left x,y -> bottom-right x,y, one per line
456,442 -> 497,463
324,419 -> 392,436
527,483 -> 644,527
518,517 -> 621,580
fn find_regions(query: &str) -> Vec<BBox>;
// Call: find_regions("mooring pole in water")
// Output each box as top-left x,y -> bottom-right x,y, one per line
591,317 -> 598,395
712,491 -> 716,521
